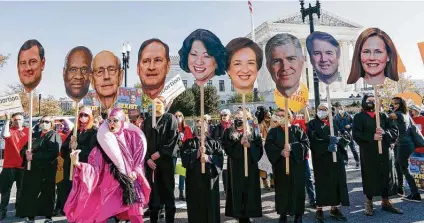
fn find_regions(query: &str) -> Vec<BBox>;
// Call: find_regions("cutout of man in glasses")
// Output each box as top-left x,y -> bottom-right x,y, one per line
90,51 -> 123,109
63,46 -> 93,101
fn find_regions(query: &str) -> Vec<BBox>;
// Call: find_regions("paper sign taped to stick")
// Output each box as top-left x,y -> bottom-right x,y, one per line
258,149 -> 273,173
274,82 -> 309,112
0,94 -> 24,116
159,74 -> 186,104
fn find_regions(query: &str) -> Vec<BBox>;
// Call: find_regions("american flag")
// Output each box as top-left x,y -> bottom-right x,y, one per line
248,0 -> 253,14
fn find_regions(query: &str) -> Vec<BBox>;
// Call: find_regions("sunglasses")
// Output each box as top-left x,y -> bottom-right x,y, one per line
106,119 -> 120,124
40,120 -> 51,124
79,113 -> 89,118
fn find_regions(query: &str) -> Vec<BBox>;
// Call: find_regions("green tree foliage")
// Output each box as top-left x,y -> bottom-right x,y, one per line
228,92 -> 262,103
169,89 -> 195,116
191,84 -> 219,116
0,53 -> 9,69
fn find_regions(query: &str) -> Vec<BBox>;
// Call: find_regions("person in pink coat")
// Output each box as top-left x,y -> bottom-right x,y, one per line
64,108 -> 151,223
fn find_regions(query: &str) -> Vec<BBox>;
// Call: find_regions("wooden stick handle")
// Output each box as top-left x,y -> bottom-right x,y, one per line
374,86 -> 383,154
69,104 -> 80,181
200,85 -> 206,174
242,94 -> 248,177
284,98 -> 289,175
27,91 -> 34,171
326,86 -> 337,163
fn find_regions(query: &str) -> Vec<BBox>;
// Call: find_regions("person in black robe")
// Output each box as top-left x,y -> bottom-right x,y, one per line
307,103 -> 350,222
181,121 -> 224,223
142,97 -> 178,223
55,107 -> 97,215
265,108 -> 309,223
17,116 -> 62,223
353,94 -> 402,216
223,109 -> 263,223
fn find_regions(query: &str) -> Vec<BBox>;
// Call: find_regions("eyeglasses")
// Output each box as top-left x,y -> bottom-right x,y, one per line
68,66 -> 90,75
40,120 -> 51,124
106,118 -> 120,124
79,113 -> 89,118
93,66 -> 119,77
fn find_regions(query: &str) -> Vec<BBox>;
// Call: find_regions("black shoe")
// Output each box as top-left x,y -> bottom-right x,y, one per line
279,215 -> 288,223
381,201 -> 403,214
179,191 -> 186,201
0,210 -> 6,220
355,162 -> 360,168
309,202 -> 317,209
330,208 -> 347,221
397,187 -> 405,197
403,193 -> 422,203
294,214 -> 303,223
316,210 -> 324,223
159,209 -> 165,219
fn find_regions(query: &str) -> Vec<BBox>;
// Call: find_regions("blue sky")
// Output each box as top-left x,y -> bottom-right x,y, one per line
1,1 -> 424,98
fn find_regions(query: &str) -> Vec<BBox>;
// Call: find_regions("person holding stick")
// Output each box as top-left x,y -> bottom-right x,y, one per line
180,120 -> 224,223
223,109 -> 263,223
0,113 -> 29,221
142,96 -> 178,223
265,108 -> 309,223
55,107 -> 97,215
17,116 -> 61,223
352,94 -> 402,216
307,103 -> 350,222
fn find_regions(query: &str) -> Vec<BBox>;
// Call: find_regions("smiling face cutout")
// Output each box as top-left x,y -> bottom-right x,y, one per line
306,31 -> 340,85
226,37 -> 263,94
17,40 -> 45,93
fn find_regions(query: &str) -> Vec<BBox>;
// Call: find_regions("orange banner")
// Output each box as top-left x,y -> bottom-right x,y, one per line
418,42 -> 424,63
398,55 -> 406,73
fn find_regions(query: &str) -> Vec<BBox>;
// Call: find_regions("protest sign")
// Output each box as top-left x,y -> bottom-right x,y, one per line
0,94 -> 24,116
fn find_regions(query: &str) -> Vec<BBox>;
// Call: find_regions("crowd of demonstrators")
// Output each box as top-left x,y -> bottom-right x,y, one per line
2,92 -> 424,223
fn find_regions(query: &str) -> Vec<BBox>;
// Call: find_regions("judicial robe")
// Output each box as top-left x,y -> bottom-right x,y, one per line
264,125 -> 309,216
57,127 -> 97,212
142,113 -> 178,210
353,112 -> 399,197
307,118 -> 350,206
17,130 -> 62,217
181,137 -> 224,223
223,126 -> 263,219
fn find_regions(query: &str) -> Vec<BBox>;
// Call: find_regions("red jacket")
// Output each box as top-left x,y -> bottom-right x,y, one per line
413,116 -> 424,153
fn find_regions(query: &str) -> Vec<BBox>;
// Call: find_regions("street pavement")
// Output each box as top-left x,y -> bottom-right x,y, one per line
1,151 -> 424,223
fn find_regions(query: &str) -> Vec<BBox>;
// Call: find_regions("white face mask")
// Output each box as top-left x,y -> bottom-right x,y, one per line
317,110 -> 328,120
80,116 -> 89,124
338,110 -> 344,115
40,123 -> 51,131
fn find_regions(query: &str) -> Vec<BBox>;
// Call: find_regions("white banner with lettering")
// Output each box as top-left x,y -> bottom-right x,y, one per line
159,74 -> 186,105
0,94 -> 24,116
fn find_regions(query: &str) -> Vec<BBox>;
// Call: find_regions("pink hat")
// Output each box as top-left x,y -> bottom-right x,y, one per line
108,108 -> 126,121
80,106 -> 93,116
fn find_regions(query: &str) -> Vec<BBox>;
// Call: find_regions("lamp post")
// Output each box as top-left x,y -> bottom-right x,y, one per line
300,0 -> 321,110
38,93 -> 41,116
122,42 -> 131,87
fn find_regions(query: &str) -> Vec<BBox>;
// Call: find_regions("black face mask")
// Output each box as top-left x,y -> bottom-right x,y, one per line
366,102 -> 375,112
234,119 -> 243,128
389,104 -> 394,111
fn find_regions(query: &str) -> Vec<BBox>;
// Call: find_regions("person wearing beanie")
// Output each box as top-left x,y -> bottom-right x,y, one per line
64,108 -> 151,223
307,103 -> 351,222
55,107 -> 98,216
352,94 -> 402,216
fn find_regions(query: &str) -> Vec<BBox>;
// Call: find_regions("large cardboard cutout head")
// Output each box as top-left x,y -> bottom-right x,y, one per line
63,46 -> 93,101
17,39 -> 45,93
178,29 -> 227,86
137,38 -> 171,99
265,33 -> 304,98
226,37 -> 263,94
347,28 -> 399,85
90,50 -> 123,109
306,31 -> 340,85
